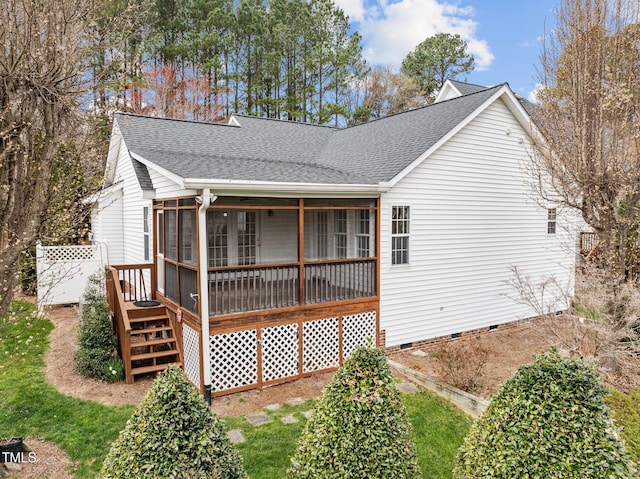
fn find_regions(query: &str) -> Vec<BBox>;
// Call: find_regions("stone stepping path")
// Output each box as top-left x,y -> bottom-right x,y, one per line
227,429 -> 245,444
396,382 -> 419,394
246,412 -> 271,426
281,414 -> 298,424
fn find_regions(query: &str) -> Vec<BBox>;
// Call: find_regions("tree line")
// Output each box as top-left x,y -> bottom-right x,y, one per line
89,1 -> 476,126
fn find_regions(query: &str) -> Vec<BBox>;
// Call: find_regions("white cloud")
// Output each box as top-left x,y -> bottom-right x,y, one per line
527,83 -> 543,103
334,0 -> 494,70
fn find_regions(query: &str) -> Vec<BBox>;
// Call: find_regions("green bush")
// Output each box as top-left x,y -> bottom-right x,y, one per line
286,346 -> 422,479
101,357 -> 125,383
73,272 -> 116,379
453,349 -> 637,479
607,388 -> 640,463
100,365 -> 246,479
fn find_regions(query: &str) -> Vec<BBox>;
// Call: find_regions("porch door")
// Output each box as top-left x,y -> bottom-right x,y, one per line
208,210 -> 260,266
156,210 -> 164,294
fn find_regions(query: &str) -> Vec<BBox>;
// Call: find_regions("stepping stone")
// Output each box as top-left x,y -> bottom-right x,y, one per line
265,403 -> 281,411
246,413 -> 271,426
281,415 -> 298,424
411,350 -> 428,357
302,410 -> 313,419
396,382 -> 419,394
227,429 -> 245,444
286,397 -> 304,406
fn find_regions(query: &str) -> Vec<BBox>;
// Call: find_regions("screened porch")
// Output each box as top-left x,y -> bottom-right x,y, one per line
153,197 -> 379,320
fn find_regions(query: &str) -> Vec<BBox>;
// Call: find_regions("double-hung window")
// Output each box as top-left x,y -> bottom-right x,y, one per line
391,206 -> 410,265
547,208 -> 557,234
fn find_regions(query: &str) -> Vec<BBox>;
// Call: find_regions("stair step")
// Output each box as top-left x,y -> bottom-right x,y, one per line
131,326 -> 173,335
131,362 -> 183,376
129,315 -> 168,323
134,337 -> 176,347
131,349 -> 180,361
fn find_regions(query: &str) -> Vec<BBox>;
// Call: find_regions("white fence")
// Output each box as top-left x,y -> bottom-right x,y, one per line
36,242 -> 108,312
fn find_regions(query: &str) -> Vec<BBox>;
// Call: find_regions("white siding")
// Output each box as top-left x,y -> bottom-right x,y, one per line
380,99 -> 576,347
92,190 -> 124,264
149,168 -> 198,199
113,142 -> 151,266
261,210 -> 298,263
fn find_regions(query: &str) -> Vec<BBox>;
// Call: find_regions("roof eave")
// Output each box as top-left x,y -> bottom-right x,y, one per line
183,178 -> 388,198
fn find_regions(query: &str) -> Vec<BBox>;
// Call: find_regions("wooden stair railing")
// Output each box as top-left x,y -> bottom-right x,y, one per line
106,265 -> 182,384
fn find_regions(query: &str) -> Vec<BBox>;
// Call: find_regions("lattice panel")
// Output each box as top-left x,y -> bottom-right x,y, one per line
43,245 -> 97,262
182,324 -> 201,388
209,329 -> 258,392
302,317 -> 339,373
261,323 -> 299,382
342,310 -> 377,359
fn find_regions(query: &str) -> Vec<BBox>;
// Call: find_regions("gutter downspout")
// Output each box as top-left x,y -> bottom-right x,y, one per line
198,189 -> 215,404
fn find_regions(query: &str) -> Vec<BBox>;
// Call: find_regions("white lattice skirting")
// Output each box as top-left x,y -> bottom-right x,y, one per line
182,324 -> 201,388
208,310 -> 376,393
210,329 -> 258,392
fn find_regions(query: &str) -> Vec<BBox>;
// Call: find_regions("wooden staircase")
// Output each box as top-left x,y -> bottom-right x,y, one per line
126,305 -> 182,382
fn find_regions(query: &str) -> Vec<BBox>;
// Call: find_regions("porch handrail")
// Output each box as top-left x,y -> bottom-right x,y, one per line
106,265 -> 133,383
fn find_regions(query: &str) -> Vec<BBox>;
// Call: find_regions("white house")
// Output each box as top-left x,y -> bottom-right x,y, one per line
88,80 -> 575,399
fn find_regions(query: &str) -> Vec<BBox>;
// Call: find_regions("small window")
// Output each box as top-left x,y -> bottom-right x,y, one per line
143,207 -> 150,261
391,206 -> 410,265
547,208 -> 557,234
334,210 -> 347,258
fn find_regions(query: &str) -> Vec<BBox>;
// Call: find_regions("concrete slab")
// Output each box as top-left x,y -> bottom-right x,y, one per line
302,410 -> 313,419
265,403 -> 281,411
286,397 -> 305,406
411,350 -> 428,357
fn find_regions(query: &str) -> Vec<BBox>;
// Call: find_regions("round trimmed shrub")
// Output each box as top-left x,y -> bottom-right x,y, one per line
286,346 -> 422,479
453,348 -> 637,479
74,272 -> 116,379
100,365 -> 246,479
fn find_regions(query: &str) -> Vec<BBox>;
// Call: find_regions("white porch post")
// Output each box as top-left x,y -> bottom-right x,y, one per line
198,189 -> 215,403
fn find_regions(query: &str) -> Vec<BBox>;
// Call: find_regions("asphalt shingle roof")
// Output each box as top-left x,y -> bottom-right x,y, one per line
115,83 -> 504,186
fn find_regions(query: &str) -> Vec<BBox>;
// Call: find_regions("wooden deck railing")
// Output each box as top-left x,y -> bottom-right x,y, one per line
208,259 -> 377,315
106,263 -> 155,383
208,263 -> 299,315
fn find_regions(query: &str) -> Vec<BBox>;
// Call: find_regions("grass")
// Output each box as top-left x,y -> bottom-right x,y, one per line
0,300 -> 472,478
0,302 -> 135,477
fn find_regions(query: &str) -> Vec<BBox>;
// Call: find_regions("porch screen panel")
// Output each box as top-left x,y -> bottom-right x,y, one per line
165,262 -> 178,303
164,210 -> 177,260
179,267 -> 198,313
179,210 -> 197,266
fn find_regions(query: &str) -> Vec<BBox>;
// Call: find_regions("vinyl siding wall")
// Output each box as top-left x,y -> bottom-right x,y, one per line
92,190 -> 124,264
113,142 -> 151,266
379,99 -> 575,347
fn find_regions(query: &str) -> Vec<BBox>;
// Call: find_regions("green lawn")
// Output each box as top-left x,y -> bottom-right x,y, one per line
0,301 -> 471,478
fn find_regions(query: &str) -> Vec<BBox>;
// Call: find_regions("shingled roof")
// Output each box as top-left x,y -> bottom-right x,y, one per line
115,83 -> 506,186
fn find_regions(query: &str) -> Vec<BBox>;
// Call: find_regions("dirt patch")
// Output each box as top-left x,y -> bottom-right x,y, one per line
3,438 -> 74,479
43,305 -> 153,407
211,372 -> 334,417
390,316 -> 640,398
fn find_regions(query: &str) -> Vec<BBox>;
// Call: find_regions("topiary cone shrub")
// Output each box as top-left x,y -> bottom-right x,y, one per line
74,271 -> 116,379
286,345 -> 422,479
100,365 -> 246,479
453,348 -> 637,479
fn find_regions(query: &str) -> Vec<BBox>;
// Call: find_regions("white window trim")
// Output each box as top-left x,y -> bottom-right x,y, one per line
391,205 -> 410,266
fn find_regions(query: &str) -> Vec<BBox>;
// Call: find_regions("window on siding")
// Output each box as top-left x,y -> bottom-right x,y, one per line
143,207 -> 150,262
547,208 -> 557,234
356,210 -> 370,257
391,206 -> 410,265
334,210 -> 347,258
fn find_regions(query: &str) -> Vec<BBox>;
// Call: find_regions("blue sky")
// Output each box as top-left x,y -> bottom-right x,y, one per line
334,0 -> 558,100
